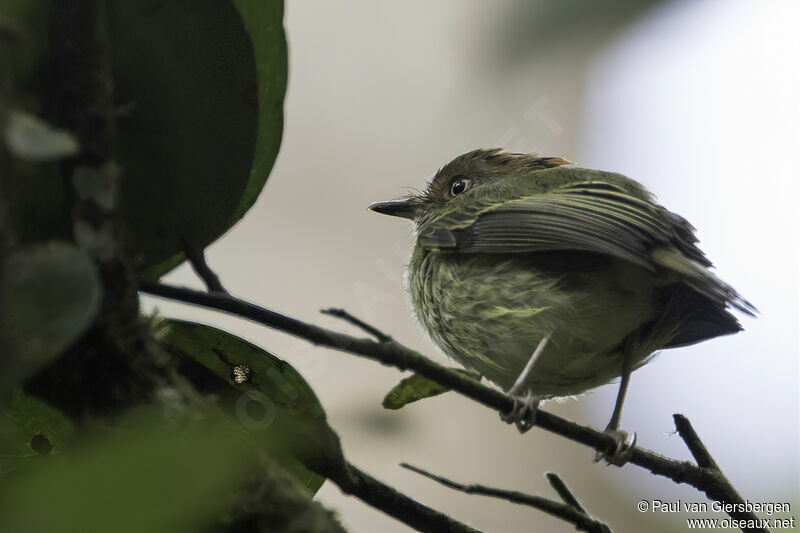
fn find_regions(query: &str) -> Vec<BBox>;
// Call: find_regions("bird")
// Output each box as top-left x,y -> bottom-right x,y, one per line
368,148 -> 755,463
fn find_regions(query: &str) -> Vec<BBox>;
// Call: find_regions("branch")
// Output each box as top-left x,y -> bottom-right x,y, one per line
402,464 -> 611,533
159,291 -> 476,532
138,282 -> 766,531
182,239 -> 228,294
673,414 -> 763,529
674,414 -> 720,470
546,472 -> 587,514
321,308 -> 392,342
329,461 -> 478,533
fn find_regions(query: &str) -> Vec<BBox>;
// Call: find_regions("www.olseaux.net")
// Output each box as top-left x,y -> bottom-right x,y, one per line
686,516 -> 795,529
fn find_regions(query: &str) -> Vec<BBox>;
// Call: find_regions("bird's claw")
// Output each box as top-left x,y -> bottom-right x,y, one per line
500,391 -> 540,433
594,428 -> 637,466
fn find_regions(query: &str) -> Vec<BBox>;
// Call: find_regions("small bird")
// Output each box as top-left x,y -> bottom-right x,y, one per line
369,148 -> 755,463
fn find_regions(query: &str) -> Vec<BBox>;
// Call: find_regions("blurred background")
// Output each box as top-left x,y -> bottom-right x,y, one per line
142,1 -> 799,531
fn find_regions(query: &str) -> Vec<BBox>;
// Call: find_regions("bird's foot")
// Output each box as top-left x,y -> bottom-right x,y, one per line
594,427 -> 637,466
500,391 -> 541,433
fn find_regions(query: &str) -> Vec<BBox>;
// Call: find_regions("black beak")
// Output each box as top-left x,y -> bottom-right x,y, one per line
367,198 -> 420,220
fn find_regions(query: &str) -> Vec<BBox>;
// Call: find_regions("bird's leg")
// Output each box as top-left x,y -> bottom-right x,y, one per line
501,335 -> 549,433
594,345 -> 637,466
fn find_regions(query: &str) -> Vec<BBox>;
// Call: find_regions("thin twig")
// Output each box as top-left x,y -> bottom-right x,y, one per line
321,308 -> 392,342
673,414 -> 719,470
138,282 -> 766,531
182,239 -> 228,294
401,463 -> 611,533
330,461 -> 479,533
673,414 -> 765,531
546,472 -> 587,514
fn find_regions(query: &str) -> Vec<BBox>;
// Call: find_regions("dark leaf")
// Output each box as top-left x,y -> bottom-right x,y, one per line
155,319 -> 326,494
0,242 -> 102,394
227,0 -> 288,225
108,0 -> 286,278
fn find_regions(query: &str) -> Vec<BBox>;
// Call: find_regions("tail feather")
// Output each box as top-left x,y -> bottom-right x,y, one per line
650,247 -> 757,317
662,283 -> 743,348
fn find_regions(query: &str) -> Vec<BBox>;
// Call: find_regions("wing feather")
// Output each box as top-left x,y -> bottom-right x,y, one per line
418,181 -> 755,315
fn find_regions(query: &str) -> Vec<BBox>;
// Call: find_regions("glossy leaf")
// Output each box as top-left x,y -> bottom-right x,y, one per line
108,0 -> 286,278
155,319 -> 326,494
228,0 -> 288,224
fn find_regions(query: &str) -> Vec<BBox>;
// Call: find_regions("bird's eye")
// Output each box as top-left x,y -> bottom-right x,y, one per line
449,176 -> 471,196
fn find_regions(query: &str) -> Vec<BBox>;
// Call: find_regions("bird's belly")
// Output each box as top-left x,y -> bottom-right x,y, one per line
408,251 -> 661,397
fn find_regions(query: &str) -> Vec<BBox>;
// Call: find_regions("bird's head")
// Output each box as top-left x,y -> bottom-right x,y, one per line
368,148 -> 569,225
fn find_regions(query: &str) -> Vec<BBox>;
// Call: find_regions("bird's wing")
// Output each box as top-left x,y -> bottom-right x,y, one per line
418,181 -> 755,315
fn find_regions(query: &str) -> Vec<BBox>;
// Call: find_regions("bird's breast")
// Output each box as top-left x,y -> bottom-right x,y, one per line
407,248 -> 662,396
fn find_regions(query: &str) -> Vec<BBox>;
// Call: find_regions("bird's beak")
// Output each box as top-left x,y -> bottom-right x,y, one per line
367,197 -> 420,220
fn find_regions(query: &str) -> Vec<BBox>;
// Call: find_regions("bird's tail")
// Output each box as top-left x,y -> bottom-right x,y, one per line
650,247 -> 757,317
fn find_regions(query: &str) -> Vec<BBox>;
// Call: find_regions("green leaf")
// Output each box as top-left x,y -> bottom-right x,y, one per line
107,0 -> 287,278
0,389 -> 75,477
0,412 -> 255,533
0,242 -> 102,394
228,0 -> 288,224
155,319 -> 326,494
382,369 -> 482,410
